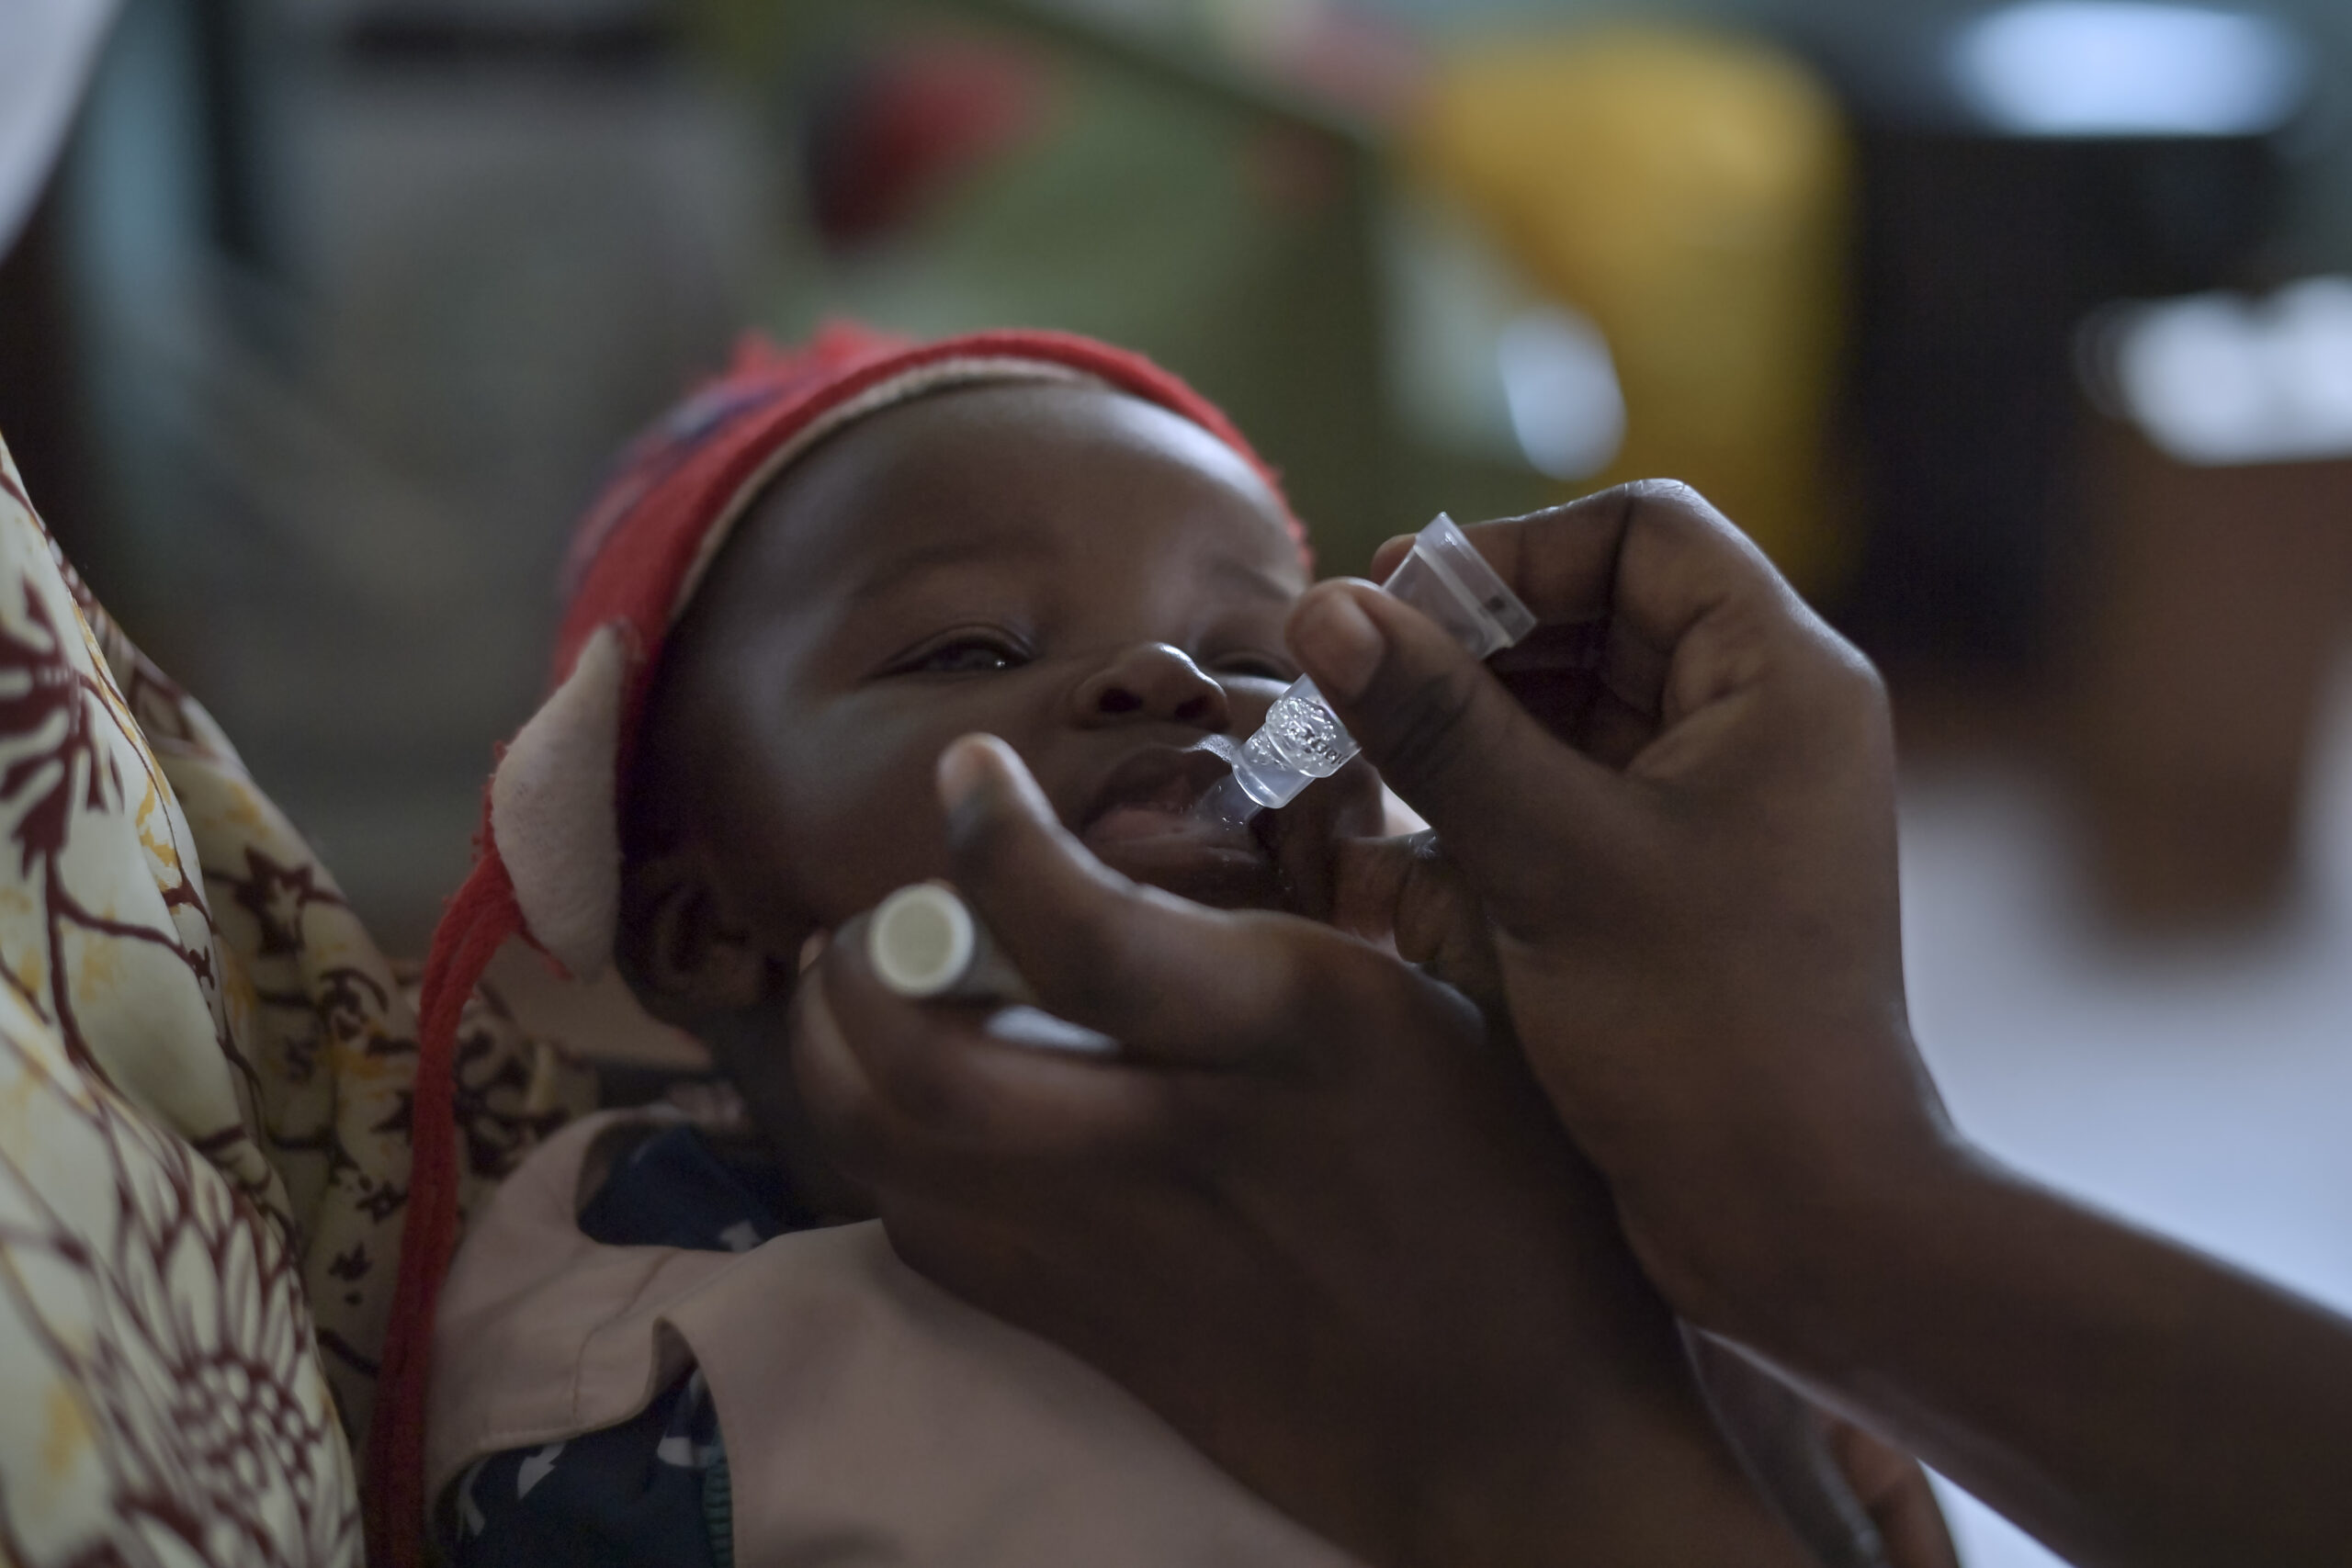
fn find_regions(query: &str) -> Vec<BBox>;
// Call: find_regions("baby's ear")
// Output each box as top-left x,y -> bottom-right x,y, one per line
614,850 -> 776,1025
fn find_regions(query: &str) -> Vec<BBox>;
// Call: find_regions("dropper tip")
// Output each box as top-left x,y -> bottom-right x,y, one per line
1193,769 -> 1263,830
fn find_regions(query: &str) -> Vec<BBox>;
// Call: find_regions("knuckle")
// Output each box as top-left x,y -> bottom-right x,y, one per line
1626,479 -> 1781,576
1794,623 -> 1891,723
1627,476 -> 1709,513
1625,478 -> 1733,547
1825,626 -> 1885,692
1837,645 -> 1891,714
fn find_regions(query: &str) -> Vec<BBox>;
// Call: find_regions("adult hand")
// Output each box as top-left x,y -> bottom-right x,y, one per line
793,735 -> 1817,1568
1329,828 -> 1957,1568
1285,480 -> 2352,1568
1287,479 -> 1942,1336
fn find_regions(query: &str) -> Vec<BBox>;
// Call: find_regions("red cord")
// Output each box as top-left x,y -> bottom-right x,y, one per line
364,853 -> 521,1565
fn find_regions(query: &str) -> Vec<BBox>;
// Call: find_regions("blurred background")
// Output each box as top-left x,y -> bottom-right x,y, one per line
3,2 -> 2349,1560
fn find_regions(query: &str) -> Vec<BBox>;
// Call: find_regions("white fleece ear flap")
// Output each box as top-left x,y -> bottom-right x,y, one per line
490,622 -> 631,978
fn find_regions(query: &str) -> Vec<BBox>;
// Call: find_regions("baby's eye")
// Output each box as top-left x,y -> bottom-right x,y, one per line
899,634 -> 1030,676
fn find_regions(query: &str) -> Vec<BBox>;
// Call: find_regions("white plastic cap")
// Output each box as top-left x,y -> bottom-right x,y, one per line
868,883 -> 978,998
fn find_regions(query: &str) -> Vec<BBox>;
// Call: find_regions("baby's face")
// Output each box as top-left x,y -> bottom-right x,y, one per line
628,380 -> 1385,981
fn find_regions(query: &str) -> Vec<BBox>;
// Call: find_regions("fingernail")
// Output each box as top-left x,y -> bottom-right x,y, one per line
1292,587 -> 1385,701
936,734 -> 1000,814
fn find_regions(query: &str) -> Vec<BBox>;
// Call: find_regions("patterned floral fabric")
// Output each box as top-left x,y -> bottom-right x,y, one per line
0,434 -> 593,1563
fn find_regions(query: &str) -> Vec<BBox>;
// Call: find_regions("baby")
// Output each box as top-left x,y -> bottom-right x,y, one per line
399,325 -> 1922,1566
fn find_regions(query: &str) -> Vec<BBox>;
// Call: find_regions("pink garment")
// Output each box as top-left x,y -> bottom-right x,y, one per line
428,1111 -> 1365,1566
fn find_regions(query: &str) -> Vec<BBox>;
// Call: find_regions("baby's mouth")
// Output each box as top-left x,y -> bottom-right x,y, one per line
1076,743 -> 1278,897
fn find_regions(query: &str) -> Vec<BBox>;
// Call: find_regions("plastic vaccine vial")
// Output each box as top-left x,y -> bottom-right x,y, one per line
1198,513 -> 1536,825
866,883 -> 1036,1003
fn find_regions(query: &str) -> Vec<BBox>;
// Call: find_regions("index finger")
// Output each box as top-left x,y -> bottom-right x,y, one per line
798,942 -> 1180,1175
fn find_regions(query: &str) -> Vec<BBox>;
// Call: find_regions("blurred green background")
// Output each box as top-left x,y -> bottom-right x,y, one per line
6,0 -> 2351,951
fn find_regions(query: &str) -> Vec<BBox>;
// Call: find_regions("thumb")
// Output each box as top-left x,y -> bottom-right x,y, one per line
933,734 -> 1332,1066
1286,579 -> 1635,918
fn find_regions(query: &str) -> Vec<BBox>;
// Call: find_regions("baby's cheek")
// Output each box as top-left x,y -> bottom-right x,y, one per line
788,784 -> 956,928
748,700 -> 967,927
760,693 -> 1062,928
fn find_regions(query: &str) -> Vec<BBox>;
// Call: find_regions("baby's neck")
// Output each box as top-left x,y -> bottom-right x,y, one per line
697,1003 -> 879,1224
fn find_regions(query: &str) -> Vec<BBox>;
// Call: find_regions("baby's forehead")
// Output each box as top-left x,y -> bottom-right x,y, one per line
722,380 -> 1306,603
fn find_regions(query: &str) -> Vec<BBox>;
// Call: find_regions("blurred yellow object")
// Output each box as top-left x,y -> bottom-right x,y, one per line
1409,28 -> 1851,592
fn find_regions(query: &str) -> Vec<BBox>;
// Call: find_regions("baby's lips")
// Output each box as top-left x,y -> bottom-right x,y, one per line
1078,742 -> 1245,833
1080,765 -> 1283,908
1080,797 -> 1267,860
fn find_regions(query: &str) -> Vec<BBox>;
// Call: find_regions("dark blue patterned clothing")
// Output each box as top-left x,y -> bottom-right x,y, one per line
440,1124 -> 801,1567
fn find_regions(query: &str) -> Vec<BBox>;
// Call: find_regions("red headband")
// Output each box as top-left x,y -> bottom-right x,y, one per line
368,323 -> 1301,1562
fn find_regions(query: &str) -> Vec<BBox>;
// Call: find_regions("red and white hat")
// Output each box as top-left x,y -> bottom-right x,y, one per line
369,322 -> 1303,1557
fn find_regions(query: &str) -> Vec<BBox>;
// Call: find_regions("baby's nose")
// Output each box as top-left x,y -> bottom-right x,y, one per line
1072,644 -> 1230,731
